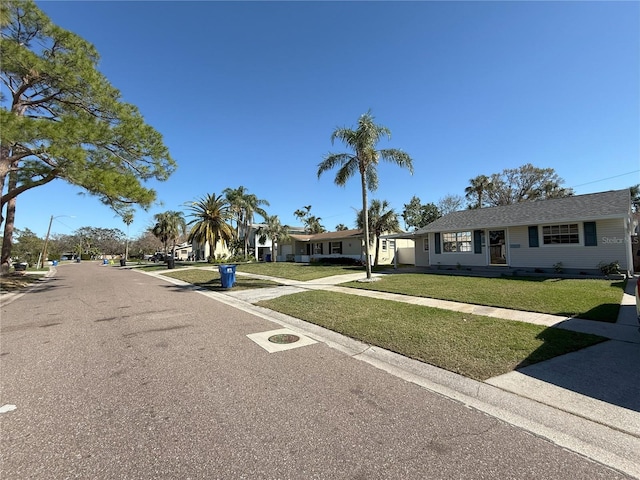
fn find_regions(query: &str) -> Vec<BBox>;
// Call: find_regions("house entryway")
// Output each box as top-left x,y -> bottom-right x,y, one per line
489,230 -> 507,265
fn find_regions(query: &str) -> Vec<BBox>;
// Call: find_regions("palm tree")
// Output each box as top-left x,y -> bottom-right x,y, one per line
335,224 -> 349,231
294,205 -> 325,234
223,186 -> 246,240
151,211 -> 186,261
464,175 -> 491,209
224,186 -> 269,258
257,215 -> 289,262
241,192 -> 269,258
317,111 -> 413,279
187,193 -> 234,261
121,211 -> 134,260
357,199 -> 401,266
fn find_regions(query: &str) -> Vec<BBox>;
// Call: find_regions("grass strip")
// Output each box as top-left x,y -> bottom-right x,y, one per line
234,262 -> 364,281
257,290 -> 606,381
0,273 -> 45,292
343,274 -> 624,322
162,268 -> 280,291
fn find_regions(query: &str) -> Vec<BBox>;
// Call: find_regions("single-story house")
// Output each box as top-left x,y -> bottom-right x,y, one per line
413,189 -> 635,275
277,228 -> 414,265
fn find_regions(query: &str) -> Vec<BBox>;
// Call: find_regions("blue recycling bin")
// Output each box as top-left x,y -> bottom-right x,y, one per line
218,264 -> 236,289
52,260 -> 58,266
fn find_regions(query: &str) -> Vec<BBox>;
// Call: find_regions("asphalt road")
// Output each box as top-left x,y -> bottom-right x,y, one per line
0,263 -> 631,479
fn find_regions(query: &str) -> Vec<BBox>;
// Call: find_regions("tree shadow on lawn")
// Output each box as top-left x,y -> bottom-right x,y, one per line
515,328 -> 640,412
1,276 -> 67,295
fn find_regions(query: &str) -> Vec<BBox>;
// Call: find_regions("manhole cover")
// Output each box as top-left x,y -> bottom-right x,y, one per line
268,334 -> 300,344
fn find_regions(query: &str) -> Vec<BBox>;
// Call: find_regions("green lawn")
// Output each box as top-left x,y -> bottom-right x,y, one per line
342,274 -> 624,322
232,262 -> 365,281
162,268 -> 281,291
257,290 -> 606,381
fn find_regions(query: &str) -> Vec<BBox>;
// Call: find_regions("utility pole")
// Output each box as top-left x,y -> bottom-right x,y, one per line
38,215 -> 54,270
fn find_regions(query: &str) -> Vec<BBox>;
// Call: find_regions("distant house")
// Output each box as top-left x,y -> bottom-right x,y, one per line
173,242 -> 193,261
190,239 -> 232,262
247,224 -> 306,262
284,229 -> 365,263
413,189 -> 635,275
276,228 -> 413,265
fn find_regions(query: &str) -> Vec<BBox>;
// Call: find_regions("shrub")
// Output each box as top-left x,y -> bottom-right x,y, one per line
597,261 -> 620,276
316,257 -> 362,266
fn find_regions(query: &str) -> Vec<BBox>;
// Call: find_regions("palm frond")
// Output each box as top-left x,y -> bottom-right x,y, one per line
379,149 -> 414,175
317,153 -> 354,179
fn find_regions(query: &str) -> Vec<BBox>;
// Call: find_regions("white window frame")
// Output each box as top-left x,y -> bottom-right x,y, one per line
442,231 -> 472,253
330,241 -> 342,254
313,242 -> 323,254
423,237 -> 429,252
542,223 -> 581,246
381,240 -> 387,251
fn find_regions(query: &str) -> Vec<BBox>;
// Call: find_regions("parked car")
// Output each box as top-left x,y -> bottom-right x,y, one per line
150,253 -> 165,262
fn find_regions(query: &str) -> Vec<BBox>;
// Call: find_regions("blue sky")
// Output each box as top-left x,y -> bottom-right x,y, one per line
11,1 -> 640,239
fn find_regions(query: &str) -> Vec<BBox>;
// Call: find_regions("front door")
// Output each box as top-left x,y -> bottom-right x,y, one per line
489,230 -> 507,265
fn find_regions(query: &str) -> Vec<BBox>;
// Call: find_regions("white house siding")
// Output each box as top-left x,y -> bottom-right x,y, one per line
414,234 -> 430,267
376,239 -> 393,265
432,250 -> 487,267
395,238 -> 416,265
279,244 -> 293,261
508,219 -> 630,271
396,247 -> 415,265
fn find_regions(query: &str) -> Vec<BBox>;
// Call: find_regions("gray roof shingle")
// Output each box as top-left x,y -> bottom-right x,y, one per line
416,189 -> 630,234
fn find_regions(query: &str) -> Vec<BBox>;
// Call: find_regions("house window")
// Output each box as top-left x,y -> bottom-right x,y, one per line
442,231 -> 472,252
381,240 -> 387,251
423,237 -> 429,251
542,224 -> 579,245
313,242 -> 323,254
330,241 -> 342,254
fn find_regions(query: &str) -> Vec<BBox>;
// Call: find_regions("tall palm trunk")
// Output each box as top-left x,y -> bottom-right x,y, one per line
243,218 -> 250,260
360,172 -> 372,279
374,234 -> 381,267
